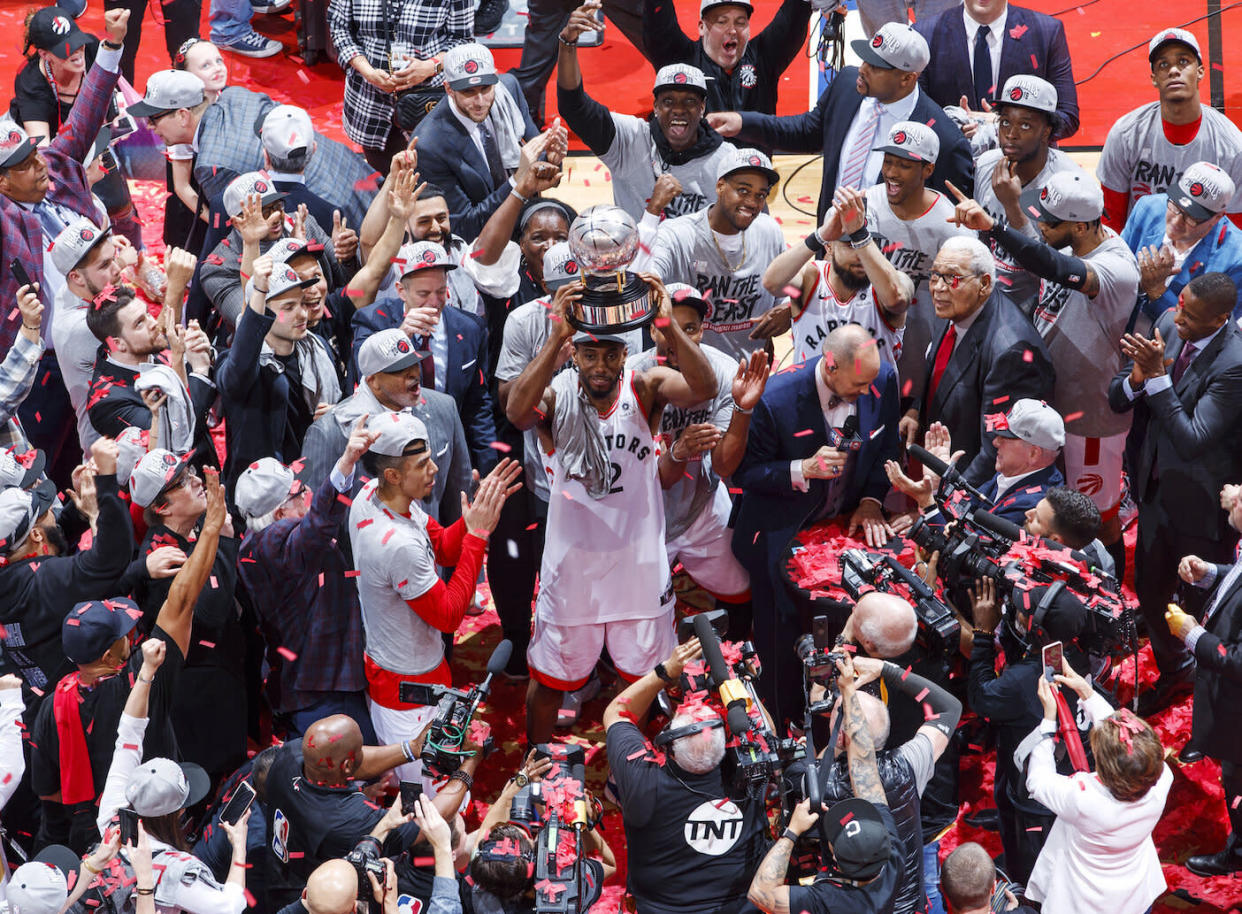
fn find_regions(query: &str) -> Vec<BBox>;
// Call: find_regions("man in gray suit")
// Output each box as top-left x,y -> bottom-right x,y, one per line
302,329 -> 472,525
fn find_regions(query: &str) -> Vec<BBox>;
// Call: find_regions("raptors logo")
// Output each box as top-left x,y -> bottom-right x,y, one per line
1076,473 -> 1104,496
463,59 -> 479,74
673,71 -> 688,84
162,453 -> 178,468
421,250 -> 436,264
871,34 -> 884,47
747,155 -> 763,166
80,228 -> 94,242
3,130 -> 22,147
564,260 -> 578,274
1189,182 -> 1205,197
51,15 -> 71,35
1040,187 -> 1049,200
254,180 -> 268,193
737,63 -> 757,88
892,130 -> 907,145
1010,87 -> 1024,101
396,338 -> 411,353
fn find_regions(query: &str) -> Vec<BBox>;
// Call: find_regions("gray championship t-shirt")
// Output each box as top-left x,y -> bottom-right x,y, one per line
975,148 -> 1084,315
648,207 -> 788,361
1031,230 -> 1139,437
628,343 -> 736,540
495,298 -> 642,502
863,186 -> 969,399
603,115 -> 737,222
1098,103 -> 1242,215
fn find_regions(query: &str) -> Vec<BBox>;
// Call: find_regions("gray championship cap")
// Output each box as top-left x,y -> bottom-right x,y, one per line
6,861 -> 69,914
115,427 -> 149,487
129,69 -> 206,119
665,282 -> 709,319
222,171 -> 287,220
542,242 -> 582,291
994,398 -> 1065,450
716,146 -> 780,186
443,43 -> 499,91
0,446 -> 46,490
1020,171 -> 1104,224
129,449 -> 192,509
357,328 -> 430,378
852,22 -> 930,73
266,262 -> 318,303
997,75 -> 1059,119
51,217 -> 109,276
367,411 -> 431,457
1172,161 -> 1236,222
125,757 -> 211,817
653,63 -> 709,97
1148,27 -> 1201,62
0,118 -> 38,170
235,456 -> 311,519
0,481 -> 57,556
874,121 -> 939,164
261,104 -> 314,159
394,241 -> 457,279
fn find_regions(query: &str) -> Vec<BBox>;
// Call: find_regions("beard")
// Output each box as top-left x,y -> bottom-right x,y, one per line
831,254 -> 870,292
39,520 -> 69,556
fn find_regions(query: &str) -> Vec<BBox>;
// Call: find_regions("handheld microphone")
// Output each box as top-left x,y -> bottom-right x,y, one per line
907,444 -> 991,505
828,414 -> 863,452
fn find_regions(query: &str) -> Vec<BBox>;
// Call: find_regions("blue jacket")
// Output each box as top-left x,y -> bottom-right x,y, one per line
411,73 -> 539,241
731,356 -> 901,583
350,300 -> 497,472
915,4 -> 1079,140
1121,192 -> 1242,321
982,463 -> 1064,523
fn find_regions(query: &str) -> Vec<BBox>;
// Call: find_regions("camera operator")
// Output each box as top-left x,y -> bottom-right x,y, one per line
804,656 -> 962,914
601,638 -> 771,914
262,714 -> 477,909
748,653 -> 905,914
279,795 -> 461,914
940,843 -> 1032,914
966,574 -> 1097,884
886,399 -> 1066,530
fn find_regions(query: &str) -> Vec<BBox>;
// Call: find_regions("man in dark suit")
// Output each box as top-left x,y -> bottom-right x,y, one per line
1109,272 -> 1242,713
351,241 -> 497,473
413,44 -> 542,242
902,236 -> 1054,486
1169,482 -> 1242,876
915,0 -> 1079,140
0,9 -> 137,486
731,324 -> 901,723
708,22 -> 973,221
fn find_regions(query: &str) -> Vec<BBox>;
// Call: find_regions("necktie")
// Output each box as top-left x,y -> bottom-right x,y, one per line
417,334 -> 435,390
973,25 -> 993,110
478,121 -> 508,187
34,200 -> 68,240
1171,341 -> 1197,386
839,101 -> 883,190
926,324 -> 958,406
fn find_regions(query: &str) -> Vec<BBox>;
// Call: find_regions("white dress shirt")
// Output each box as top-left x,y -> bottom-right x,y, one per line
964,7 -> 1008,96
1121,320 -> 1226,401
835,87 -> 921,192
790,361 -> 858,490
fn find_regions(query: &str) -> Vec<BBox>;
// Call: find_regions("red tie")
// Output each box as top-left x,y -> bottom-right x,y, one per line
927,324 -> 957,406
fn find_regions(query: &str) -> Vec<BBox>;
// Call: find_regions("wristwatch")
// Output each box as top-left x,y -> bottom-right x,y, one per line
654,662 -> 676,684
511,772 -> 530,788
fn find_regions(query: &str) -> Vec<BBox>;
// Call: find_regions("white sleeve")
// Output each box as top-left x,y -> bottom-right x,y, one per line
1080,691 -> 1118,728
172,876 -> 247,914
460,240 -> 523,299
630,211 -> 662,273
1024,721 -> 1081,818
95,43 -> 123,74
97,713 -> 149,837
0,689 -> 25,812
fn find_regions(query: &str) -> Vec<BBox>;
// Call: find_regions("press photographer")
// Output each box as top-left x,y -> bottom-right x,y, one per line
602,637 -> 772,914
748,653 -> 905,914
791,655 -> 961,914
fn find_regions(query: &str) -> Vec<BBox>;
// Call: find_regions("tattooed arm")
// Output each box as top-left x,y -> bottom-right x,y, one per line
838,653 -> 888,807
748,798 -> 821,914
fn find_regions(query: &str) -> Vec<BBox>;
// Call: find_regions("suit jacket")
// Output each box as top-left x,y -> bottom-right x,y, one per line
731,356 -> 901,592
736,68 -> 974,221
981,464 -> 1063,523
300,384 -> 470,526
1190,563 -> 1242,763
915,4 -> 1079,140
350,300 -> 497,472
1107,314 -> 1242,541
192,86 -> 376,229
411,74 -> 539,241
0,56 -> 140,354
920,294 -> 1055,486
274,181 -> 339,242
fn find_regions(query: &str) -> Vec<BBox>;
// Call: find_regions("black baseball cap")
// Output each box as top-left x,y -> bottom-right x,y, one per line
62,597 -> 143,664
822,798 -> 892,880
28,7 -> 92,59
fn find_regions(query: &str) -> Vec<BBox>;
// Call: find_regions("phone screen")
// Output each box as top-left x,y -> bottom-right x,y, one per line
1042,641 -> 1063,683
220,781 -> 256,826
399,780 -> 422,813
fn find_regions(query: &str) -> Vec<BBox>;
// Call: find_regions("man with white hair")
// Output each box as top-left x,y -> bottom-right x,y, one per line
603,638 -> 772,914
900,235 -> 1053,486
842,592 -> 919,660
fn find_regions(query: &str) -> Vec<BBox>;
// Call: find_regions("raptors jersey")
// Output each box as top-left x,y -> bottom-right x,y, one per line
537,370 -> 672,625
791,262 -> 904,369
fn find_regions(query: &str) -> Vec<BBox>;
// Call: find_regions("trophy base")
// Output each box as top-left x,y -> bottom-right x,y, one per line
569,271 -> 655,335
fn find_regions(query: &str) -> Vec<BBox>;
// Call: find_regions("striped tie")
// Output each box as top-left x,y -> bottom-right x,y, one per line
839,101 -> 884,190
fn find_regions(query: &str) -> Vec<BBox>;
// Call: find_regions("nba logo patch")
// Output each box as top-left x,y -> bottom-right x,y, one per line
272,808 -> 291,863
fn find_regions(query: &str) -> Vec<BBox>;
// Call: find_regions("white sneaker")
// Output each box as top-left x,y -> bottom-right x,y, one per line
555,675 -> 601,729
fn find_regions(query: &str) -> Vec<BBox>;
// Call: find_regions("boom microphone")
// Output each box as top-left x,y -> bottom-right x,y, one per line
486,640 -> 513,677
907,444 -> 991,505
693,613 -> 752,734
694,612 -> 731,686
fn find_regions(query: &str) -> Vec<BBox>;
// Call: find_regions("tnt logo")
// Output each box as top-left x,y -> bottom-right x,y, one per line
892,130 -> 907,145
464,59 -> 479,74
674,71 -> 688,84
684,800 -> 745,856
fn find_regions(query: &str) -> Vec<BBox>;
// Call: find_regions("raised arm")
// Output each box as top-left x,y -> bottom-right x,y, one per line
505,286 -> 579,430
837,653 -> 887,807
153,468 -> 227,657
642,277 -> 717,411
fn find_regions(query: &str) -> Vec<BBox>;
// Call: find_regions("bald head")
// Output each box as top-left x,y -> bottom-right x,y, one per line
303,859 -> 360,914
831,689 -> 890,754
302,714 -> 364,785
852,592 -> 917,658
821,324 -> 881,401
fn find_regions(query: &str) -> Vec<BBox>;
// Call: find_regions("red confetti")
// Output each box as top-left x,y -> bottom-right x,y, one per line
277,646 -> 298,662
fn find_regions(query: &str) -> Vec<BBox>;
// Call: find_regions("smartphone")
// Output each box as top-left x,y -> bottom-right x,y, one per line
1041,641 -> 1063,683
10,259 -> 34,292
399,780 -> 422,814
220,781 -> 256,826
118,806 -> 139,845
812,615 -> 833,650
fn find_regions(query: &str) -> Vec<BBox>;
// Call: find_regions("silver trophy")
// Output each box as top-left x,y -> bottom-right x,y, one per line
567,205 -> 655,334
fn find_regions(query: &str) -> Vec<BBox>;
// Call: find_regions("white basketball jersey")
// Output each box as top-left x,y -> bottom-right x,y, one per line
791,261 -> 904,369
537,370 -> 672,625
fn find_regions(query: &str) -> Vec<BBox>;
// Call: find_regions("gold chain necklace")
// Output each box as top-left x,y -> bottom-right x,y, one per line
710,225 -> 747,271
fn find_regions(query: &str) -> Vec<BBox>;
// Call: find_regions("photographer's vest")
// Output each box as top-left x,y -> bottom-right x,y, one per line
821,753 -> 925,914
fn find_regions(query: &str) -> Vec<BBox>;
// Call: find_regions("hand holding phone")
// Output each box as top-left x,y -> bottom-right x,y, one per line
1041,641 -> 1063,684
118,806 -> 139,845
220,781 -> 256,826
399,780 -> 422,814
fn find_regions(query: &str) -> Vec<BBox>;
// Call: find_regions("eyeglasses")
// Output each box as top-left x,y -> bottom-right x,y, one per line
148,110 -> 175,126
1166,201 -> 1208,226
928,270 -> 981,290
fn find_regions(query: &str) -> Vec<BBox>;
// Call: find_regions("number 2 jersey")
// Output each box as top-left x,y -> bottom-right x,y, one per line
537,369 -> 671,625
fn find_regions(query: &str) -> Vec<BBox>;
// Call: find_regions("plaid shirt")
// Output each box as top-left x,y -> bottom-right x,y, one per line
0,332 -> 43,453
238,473 -> 367,712
329,0 -> 473,150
